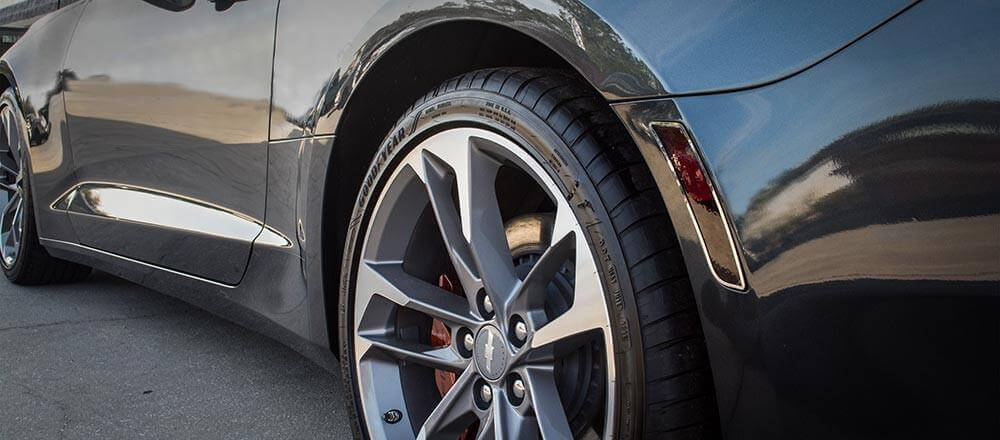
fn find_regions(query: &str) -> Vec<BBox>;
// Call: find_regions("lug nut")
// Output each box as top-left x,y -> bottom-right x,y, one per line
482,295 -> 494,314
463,332 -> 475,353
508,375 -> 526,406
474,379 -> 493,410
477,289 -> 495,318
510,315 -> 528,347
512,379 -> 526,400
514,320 -> 527,343
480,384 -> 493,404
457,328 -> 474,358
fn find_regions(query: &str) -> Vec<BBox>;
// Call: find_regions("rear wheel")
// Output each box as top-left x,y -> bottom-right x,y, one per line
0,89 -> 91,284
340,69 -> 719,439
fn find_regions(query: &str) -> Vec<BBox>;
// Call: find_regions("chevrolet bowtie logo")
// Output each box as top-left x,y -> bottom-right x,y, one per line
475,325 -> 507,380
483,328 -> 495,374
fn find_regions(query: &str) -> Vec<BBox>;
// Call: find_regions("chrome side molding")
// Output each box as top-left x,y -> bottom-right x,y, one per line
50,181 -> 291,248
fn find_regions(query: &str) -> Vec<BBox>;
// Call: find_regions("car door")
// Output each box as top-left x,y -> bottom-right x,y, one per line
59,0 -> 278,285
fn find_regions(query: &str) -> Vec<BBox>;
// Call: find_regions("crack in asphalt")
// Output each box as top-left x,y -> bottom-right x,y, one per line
12,382 -> 73,439
0,311 -> 187,333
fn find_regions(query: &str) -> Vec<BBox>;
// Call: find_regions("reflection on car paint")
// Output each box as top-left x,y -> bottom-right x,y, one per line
52,182 -> 291,248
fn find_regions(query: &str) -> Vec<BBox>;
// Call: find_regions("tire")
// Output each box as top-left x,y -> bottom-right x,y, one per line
0,89 -> 91,285
340,68 -> 719,439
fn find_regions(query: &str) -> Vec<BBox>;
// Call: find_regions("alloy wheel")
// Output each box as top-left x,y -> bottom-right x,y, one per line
352,128 -> 616,439
0,104 -> 26,269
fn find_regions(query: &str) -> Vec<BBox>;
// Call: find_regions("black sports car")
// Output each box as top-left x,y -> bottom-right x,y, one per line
2,0 -> 997,438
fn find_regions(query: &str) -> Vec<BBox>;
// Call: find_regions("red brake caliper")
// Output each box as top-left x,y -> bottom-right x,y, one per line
431,274 -> 459,396
431,274 -> 473,439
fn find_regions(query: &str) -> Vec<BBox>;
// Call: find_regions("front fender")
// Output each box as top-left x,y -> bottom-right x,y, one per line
269,0 -> 667,140
270,0 -> 914,141
0,0 -> 86,244
587,0 -> 914,94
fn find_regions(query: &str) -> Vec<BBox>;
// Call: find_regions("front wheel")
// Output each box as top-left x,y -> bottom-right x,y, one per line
340,69 -> 719,439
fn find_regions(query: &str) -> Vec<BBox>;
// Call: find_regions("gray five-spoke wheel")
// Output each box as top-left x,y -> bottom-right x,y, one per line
0,104 -> 26,269
353,128 -> 616,439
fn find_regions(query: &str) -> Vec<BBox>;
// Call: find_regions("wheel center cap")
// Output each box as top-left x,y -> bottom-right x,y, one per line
474,325 -> 508,380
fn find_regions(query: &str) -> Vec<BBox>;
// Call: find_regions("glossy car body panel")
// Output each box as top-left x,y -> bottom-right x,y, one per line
40,134 -> 336,348
616,1 -> 1000,437
0,0 -> 996,438
676,0 -> 1000,292
586,0 -> 915,94
50,181 -> 291,283
269,0 -> 915,140
0,1 -> 86,244
58,0 -> 278,284
270,0 -> 667,139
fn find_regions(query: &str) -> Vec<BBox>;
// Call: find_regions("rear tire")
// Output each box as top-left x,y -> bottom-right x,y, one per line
0,89 -> 91,285
340,68 -> 719,439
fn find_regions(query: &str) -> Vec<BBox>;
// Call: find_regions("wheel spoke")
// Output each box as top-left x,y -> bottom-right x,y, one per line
0,155 -> 17,178
3,191 -> 20,221
492,390 -> 539,439
1,108 -> 13,150
416,367 -> 478,440
510,204 -> 584,315
356,260 -> 479,329
417,135 -> 520,317
530,232 -> 607,349
506,230 -> 575,314
418,151 -> 483,310
525,365 -> 574,440
474,414 -> 495,440
12,196 -> 23,238
2,108 -> 20,162
461,138 -> 519,313
360,334 -> 468,372
1,221 -> 13,250
1,192 -> 18,257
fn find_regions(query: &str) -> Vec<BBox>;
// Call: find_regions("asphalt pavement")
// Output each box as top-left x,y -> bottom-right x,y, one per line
0,270 -> 353,439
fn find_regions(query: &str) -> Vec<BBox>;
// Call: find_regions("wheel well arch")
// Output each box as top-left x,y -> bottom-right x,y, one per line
0,61 -> 16,96
321,20 -> 614,347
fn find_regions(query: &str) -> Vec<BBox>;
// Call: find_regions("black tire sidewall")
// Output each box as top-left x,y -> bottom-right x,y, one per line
339,89 -> 645,439
2,168 -> 31,279
0,93 -> 33,280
